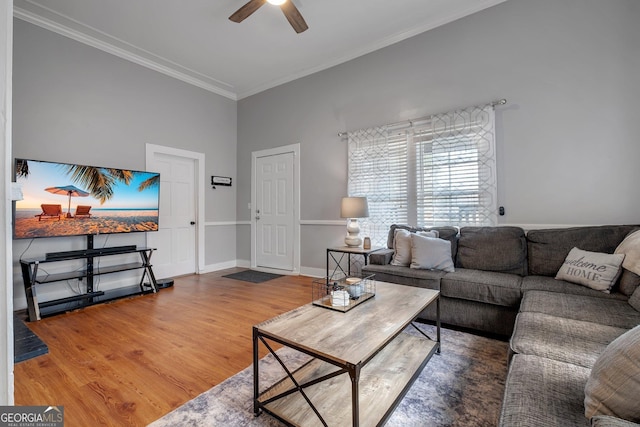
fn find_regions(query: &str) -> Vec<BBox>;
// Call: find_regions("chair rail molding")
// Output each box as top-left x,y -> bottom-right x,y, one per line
300,220 -> 344,226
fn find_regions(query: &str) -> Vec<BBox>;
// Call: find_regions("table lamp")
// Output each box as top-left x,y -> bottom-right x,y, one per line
341,197 -> 369,247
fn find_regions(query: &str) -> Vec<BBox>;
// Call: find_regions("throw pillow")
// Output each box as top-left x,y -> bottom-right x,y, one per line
390,229 -> 437,267
584,325 -> 640,422
615,229 -> 640,276
391,229 -> 412,266
409,233 -> 455,272
386,224 -> 440,249
630,285 -> 640,312
555,247 -> 624,293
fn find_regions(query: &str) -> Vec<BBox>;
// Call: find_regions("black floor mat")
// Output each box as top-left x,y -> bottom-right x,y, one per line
222,270 -> 283,283
14,314 -> 48,363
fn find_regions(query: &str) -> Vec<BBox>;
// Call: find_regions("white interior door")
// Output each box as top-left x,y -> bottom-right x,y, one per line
147,152 -> 197,279
255,152 -> 294,271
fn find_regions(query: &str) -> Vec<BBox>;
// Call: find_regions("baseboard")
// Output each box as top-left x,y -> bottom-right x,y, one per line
200,260 -> 238,274
255,267 -> 302,276
201,260 -> 324,277
236,259 -> 251,268
300,266 -> 325,278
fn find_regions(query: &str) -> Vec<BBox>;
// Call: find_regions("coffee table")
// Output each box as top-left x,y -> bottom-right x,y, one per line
253,281 -> 440,426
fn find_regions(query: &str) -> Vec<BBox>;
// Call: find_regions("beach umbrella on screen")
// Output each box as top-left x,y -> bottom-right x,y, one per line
45,185 -> 90,218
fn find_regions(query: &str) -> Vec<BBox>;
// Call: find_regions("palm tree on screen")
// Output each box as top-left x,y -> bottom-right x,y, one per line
17,160 -> 156,204
65,165 -> 133,204
137,174 -> 159,192
15,159 -> 29,178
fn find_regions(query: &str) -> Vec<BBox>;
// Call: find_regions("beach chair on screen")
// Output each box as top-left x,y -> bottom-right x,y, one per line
35,204 -> 62,221
74,205 -> 92,218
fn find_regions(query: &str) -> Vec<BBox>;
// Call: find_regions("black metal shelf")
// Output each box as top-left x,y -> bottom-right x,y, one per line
20,242 -> 158,321
33,262 -> 147,284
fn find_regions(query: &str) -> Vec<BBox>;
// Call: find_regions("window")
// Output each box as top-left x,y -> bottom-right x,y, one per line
348,104 -> 497,247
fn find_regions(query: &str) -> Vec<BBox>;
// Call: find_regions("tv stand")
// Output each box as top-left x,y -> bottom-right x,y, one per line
20,237 -> 158,321
45,245 -> 138,260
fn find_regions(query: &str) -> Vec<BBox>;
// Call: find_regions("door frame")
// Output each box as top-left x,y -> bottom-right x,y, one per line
146,143 -> 205,274
251,143 -> 300,274
2,0 -> 13,405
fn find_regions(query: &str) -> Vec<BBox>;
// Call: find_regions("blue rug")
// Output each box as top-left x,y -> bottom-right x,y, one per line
148,324 -> 508,426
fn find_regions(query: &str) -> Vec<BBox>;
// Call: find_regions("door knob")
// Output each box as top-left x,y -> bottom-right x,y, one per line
190,221 -> 196,225
255,215 -> 260,220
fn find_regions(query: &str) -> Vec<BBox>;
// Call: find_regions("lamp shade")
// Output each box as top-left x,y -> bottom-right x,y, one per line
341,197 -> 369,219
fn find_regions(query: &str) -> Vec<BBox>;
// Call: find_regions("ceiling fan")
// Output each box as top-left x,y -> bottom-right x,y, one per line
229,0 -> 309,34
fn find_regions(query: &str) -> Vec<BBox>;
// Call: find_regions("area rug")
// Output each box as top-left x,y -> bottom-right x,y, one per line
223,270 -> 284,284
148,324 -> 509,427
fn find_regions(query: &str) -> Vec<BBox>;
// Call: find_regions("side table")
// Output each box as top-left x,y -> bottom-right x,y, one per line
326,246 -> 382,280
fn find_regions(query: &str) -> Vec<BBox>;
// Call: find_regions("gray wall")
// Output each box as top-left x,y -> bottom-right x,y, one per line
237,0 -> 640,271
12,20 -> 237,309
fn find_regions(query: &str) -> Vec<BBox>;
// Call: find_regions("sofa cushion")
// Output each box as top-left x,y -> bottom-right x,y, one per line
519,291 -> 640,329
436,297 -> 517,337
369,248 -> 394,265
591,415 -> 640,427
510,312 -> 628,368
361,264 -> 444,291
409,234 -> 454,272
386,224 -> 458,257
499,354 -> 591,427
522,276 -> 629,301
456,226 -> 527,276
584,325 -> 640,422
527,225 -> 637,277
630,286 -> 640,312
555,248 -> 624,293
440,268 -> 522,307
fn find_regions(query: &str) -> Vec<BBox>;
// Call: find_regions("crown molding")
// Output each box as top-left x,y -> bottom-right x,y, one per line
13,3 -> 238,100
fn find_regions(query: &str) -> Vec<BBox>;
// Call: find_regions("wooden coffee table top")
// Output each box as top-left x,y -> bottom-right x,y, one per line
254,281 -> 439,366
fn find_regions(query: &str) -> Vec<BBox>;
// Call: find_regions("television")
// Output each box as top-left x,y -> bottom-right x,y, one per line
13,158 -> 160,240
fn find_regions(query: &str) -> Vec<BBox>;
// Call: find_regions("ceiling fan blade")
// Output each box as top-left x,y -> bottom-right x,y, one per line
281,1 -> 308,33
229,0 -> 267,23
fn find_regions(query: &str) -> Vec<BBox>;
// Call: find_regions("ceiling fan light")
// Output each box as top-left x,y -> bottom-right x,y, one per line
267,0 -> 287,5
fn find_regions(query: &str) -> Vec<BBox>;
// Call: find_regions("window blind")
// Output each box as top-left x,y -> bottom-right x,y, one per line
416,106 -> 497,226
347,104 -> 497,246
347,126 -> 408,247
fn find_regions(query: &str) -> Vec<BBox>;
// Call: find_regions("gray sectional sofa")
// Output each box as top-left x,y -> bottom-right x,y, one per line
362,224 -> 640,426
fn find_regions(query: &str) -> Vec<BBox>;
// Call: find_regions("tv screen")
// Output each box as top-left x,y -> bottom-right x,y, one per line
14,158 -> 160,239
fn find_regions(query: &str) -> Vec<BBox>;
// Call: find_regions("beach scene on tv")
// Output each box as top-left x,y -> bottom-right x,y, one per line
14,159 -> 160,239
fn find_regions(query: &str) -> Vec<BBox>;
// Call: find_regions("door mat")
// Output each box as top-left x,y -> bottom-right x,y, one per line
222,270 -> 283,284
14,314 -> 48,363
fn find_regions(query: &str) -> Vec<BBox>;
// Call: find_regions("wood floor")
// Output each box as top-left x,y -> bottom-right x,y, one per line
14,268 -> 311,427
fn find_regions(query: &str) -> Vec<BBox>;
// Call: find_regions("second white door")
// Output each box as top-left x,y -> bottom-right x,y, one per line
255,152 -> 294,271
147,152 -> 197,279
